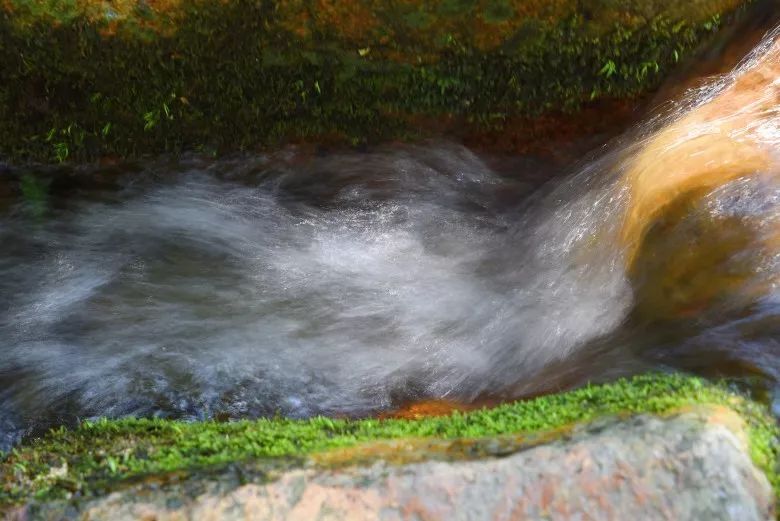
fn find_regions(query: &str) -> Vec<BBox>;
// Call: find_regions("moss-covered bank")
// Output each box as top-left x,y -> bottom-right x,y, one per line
0,0 -> 752,163
1,374 -> 777,509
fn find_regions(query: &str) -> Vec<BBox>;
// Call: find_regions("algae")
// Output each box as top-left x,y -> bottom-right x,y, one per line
0,374 -> 777,508
0,0 -> 752,162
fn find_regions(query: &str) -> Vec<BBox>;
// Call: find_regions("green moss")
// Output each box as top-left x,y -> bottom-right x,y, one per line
0,374 -> 777,508
482,0 -> 515,24
437,0 -> 476,17
0,0 -> 753,163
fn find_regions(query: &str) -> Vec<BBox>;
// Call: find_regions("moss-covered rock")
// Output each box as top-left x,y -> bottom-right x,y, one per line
16,405 -> 776,520
0,0 -> 753,162
0,374 -> 777,512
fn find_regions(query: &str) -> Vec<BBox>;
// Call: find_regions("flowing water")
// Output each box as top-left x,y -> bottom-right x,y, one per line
2,26 -> 780,450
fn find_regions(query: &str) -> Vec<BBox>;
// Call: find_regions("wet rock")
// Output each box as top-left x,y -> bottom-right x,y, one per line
0,0 -> 756,162
15,406 -> 774,520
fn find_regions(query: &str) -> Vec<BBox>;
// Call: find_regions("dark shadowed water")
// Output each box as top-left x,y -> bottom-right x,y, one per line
2,25 -> 780,451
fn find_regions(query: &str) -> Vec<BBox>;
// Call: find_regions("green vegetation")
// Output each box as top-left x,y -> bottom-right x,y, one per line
0,0 -> 752,162
1,373 -> 777,508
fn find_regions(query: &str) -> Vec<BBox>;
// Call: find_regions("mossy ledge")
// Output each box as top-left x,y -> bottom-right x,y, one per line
0,0 -> 753,163
1,373 -> 777,509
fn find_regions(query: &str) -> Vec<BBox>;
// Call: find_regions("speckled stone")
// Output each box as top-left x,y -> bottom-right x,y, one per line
12,406 -> 774,521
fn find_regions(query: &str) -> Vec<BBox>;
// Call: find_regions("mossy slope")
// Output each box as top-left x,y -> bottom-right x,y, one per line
0,0 -> 751,162
1,374 -> 777,509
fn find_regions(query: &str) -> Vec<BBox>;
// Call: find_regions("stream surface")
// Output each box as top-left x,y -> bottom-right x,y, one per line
2,23 -> 780,450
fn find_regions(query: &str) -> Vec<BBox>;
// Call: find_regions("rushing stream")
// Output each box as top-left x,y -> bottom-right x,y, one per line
2,28 -> 780,450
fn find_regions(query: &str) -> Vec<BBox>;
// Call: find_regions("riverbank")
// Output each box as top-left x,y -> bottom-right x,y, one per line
0,0 -> 755,163
1,374 -> 777,515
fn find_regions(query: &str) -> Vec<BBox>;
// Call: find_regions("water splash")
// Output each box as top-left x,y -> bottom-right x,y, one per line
2,28 -> 780,449
0,145 -> 638,448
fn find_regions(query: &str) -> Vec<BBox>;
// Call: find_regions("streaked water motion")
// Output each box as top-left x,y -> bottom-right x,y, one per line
2,27 -> 780,450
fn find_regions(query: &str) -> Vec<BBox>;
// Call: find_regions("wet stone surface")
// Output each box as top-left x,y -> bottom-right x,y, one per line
12,406 -> 774,521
